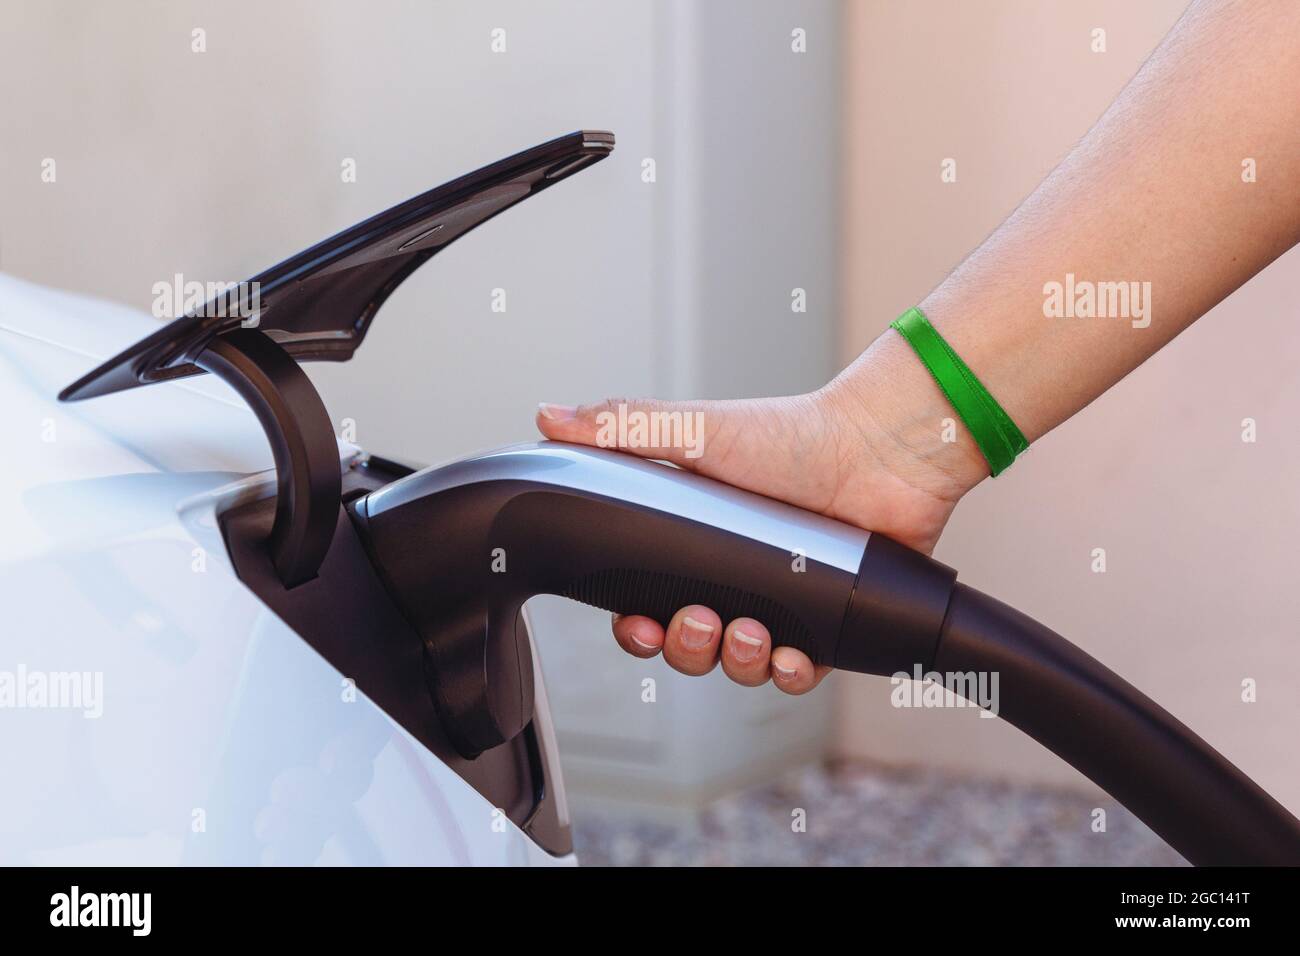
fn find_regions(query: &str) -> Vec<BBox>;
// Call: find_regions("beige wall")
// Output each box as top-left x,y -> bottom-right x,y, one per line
835,0 -> 1300,811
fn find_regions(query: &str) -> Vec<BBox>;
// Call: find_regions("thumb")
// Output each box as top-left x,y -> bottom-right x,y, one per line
535,398 -> 713,467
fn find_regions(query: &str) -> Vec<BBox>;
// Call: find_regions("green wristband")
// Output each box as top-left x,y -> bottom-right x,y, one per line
890,307 -> 1028,477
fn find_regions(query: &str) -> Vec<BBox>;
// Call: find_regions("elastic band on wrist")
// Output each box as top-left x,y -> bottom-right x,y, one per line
890,307 -> 1028,477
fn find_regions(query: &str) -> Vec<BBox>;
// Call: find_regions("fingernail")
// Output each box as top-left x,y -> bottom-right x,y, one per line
538,402 -> 577,421
731,628 -> 763,663
629,631 -> 659,654
773,662 -> 798,683
680,615 -> 715,649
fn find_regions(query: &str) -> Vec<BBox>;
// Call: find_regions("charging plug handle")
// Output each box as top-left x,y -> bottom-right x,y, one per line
351,441 -> 1300,863
350,443 -> 955,757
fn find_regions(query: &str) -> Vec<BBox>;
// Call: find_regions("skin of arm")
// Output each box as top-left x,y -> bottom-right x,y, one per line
537,0 -> 1300,694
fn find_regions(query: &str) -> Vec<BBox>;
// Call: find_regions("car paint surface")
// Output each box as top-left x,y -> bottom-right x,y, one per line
0,274 -> 571,865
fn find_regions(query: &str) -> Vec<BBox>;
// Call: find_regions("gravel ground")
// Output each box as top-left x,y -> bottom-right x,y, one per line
571,760 -> 1186,866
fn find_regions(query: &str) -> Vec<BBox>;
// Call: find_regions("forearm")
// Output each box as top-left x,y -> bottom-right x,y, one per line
831,0 -> 1300,494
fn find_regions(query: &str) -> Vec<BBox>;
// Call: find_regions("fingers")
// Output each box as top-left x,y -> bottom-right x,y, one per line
770,646 -> 831,695
536,398 -> 711,467
612,614 -> 664,658
609,609 -> 830,694
609,606 -> 725,675
663,605 -> 723,676
721,618 -> 771,686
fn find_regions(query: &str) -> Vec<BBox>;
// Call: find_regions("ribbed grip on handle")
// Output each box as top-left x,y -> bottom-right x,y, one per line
563,567 -> 822,663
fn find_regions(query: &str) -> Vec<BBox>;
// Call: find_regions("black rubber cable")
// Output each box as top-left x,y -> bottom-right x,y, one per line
933,583 -> 1300,865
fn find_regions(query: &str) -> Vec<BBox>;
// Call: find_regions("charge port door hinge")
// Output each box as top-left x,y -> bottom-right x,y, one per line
194,329 -> 341,588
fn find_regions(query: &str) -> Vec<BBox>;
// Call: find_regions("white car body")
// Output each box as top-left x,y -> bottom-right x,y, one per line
0,274 -> 572,866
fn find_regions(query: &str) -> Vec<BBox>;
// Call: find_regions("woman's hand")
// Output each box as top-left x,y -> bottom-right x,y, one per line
535,335 -> 989,694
